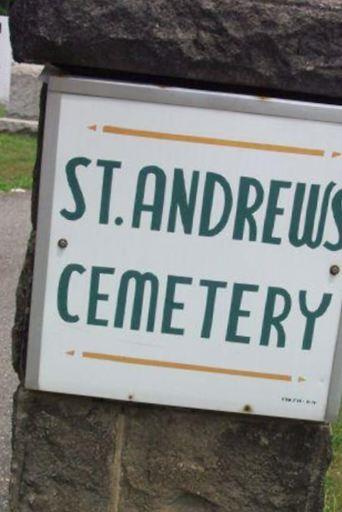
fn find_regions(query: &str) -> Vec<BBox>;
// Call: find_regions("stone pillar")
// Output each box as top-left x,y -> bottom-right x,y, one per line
9,1 -> 339,510
7,63 -> 42,120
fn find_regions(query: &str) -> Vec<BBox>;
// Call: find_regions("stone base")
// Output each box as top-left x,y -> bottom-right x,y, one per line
9,0 -> 342,99
0,117 -> 38,133
7,63 -> 42,120
10,386 -> 331,512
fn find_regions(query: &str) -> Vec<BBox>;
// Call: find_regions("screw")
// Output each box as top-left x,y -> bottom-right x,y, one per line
58,238 -> 68,249
330,265 -> 340,276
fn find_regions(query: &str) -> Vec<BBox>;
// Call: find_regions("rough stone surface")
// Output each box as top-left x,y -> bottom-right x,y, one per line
7,63 -> 42,120
9,387 -> 332,512
9,0 -> 342,99
10,387 -> 120,512
118,405 -> 331,512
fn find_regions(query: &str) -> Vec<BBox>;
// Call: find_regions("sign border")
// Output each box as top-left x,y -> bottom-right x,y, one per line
25,90 -> 62,389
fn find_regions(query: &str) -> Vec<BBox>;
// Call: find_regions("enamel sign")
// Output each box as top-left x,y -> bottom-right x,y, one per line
26,74 -> 342,421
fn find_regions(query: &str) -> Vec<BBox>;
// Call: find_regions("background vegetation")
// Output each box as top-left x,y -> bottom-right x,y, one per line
325,410 -> 342,512
0,133 -> 36,191
0,0 -> 8,15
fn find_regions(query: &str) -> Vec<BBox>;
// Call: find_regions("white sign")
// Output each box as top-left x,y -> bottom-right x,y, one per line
26,75 -> 342,421
0,16 -> 11,103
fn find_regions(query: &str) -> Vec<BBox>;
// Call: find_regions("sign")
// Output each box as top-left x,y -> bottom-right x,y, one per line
26,74 -> 342,421
0,16 -> 11,103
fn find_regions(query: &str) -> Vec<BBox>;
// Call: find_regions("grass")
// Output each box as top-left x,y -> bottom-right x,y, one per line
0,132 -> 36,191
325,410 -> 342,512
0,103 -> 6,118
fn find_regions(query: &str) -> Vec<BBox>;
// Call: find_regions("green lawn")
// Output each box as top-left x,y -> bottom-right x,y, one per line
325,411 -> 342,511
0,104 -> 6,118
0,132 -> 37,191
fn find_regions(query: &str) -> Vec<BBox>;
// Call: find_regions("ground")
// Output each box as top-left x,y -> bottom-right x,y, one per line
0,132 -> 340,511
0,191 -> 30,511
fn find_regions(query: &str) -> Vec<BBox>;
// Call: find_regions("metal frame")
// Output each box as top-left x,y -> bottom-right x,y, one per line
47,72 -> 342,124
26,70 -> 342,421
25,91 -> 62,389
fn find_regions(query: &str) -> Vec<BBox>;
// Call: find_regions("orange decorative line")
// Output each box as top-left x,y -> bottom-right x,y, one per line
82,351 -> 292,382
102,125 -> 325,158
